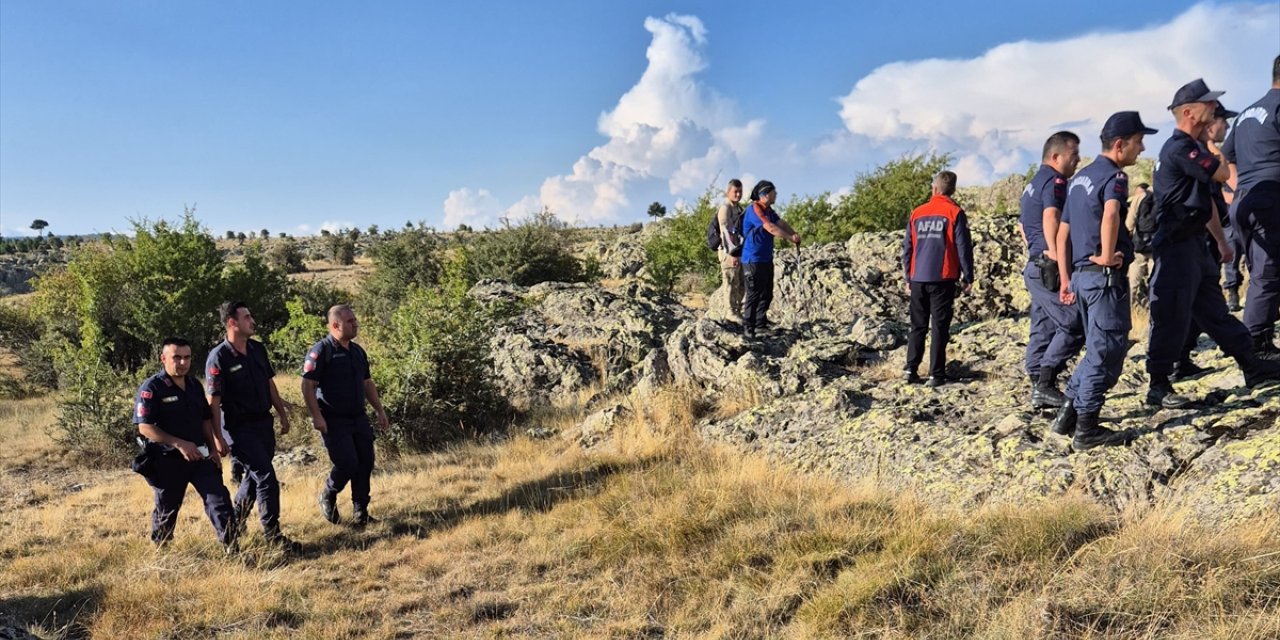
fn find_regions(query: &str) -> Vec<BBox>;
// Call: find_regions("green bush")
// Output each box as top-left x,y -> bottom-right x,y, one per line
371,283 -> 512,451
781,193 -> 840,245
642,187 -> 719,294
362,226 -> 443,323
267,238 -> 307,273
51,346 -> 141,465
0,302 -> 52,396
267,298 -> 328,373
461,209 -> 590,287
787,152 -> 953,242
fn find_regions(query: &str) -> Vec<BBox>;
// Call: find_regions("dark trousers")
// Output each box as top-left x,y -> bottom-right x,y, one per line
742,262 -> 775,330
146,453 -> 235,545
1223,223 -> 1246,290
1064,270 -> 1130,414
321,415 -> 375,508
228,418 -> 281,535
1232,182 -> 1280,337
906,281 -> 957,379
1023,261 -> 1085,376
1147,237 -> 1252,377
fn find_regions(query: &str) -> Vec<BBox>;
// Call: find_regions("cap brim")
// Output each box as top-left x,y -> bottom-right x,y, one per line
1217,110 -> 1239,119
1141,126 -> 1158,134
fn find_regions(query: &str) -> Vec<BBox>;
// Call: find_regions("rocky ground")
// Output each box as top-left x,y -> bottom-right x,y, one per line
478,215 -> 1280,523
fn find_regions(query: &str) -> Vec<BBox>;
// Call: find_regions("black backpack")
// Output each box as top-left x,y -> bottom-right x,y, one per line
1133,192 -> 1157,253
706,204 -> 745,255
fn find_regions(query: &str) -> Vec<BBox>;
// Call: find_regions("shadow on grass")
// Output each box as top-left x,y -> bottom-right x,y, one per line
0,586 -> 102,640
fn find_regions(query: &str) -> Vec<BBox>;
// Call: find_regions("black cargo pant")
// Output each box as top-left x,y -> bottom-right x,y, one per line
742,262 -> 775,330
227,417 -> 282,535
906,280 -> 958,379
320,413 -> 376,509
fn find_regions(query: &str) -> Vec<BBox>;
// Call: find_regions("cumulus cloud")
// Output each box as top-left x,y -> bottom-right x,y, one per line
836,3 -> 1279,183
443,188 -> 503,228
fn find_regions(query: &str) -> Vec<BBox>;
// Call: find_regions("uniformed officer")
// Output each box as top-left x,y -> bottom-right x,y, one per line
1019,131 -> 1084,408
132,336 -> 238,551
1212,103 -> 1247,313
1049,112 -> 1149,451
302,304 -> 389,526
1146,79 -> 1280,409
206,301 -> 298,550
1225,56 -> 1280,359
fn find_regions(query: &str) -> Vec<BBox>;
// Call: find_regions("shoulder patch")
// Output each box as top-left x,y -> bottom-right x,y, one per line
308,351 -> 319,360
140,390 -> 152,399
1189,149 -> 1199,159
1053,177 -> 1066,184
208,366 -> 220,376
137,402 -> 148,418
304,360 -> 316,373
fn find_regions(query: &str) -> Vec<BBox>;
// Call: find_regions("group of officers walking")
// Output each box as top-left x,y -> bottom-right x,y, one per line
131,303 -> 387,553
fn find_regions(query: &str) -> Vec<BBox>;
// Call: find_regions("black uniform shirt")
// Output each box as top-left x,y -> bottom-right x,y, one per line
134,370 -> 213,446
1153,129 -> 1221,247
302,335 -> 371,417
205,338 -> 275,423
1223,88 -> 1280,192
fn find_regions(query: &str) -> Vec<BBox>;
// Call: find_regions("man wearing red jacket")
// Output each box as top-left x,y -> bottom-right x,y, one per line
902,171 -> 975,387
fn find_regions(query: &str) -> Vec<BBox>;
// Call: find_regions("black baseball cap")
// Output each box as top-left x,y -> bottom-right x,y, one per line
1214,103 -> 1238,120
1101,111 -> 1158,139
1168,78 -> 1225,109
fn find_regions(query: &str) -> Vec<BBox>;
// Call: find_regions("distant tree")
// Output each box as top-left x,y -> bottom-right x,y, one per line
367,224 -> 379,236
320,229 -> 332,237
647,202 -> 667,218
457,223 -> 473,233
30,219 -> 49,232
278,232 -> 287,239
260,229 -> 269,239
225,230 -> 236,240
236,231 -> 247,242
347,228 -> 360,242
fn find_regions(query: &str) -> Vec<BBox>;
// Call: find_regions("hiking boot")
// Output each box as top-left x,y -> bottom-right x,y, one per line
1252,332 -> 1280,362
265,532 -> 303,553
1146,380 -> 1192,409
1171,359 -> 1209,381
1227,287 -> 1241,312
352,507 -> 377,528
1240,355 -> 1280,388
1050,402 -> 1077,437
1031,366 -> 1066,409
318,490 -> 339,524
902,369 -> 923,384
1071,412 -> 1132,452
926,375 -> 945,389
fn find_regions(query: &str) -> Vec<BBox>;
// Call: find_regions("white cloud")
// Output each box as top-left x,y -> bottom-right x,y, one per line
443,188 -> 503,229
836,3 -> 1278,183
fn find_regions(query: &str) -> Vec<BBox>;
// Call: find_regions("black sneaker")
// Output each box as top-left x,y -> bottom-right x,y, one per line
902,370 -> 923,384
926,375 -> 945,388
318,491 -> 339,524
1170,359 -> 1210,381
1146,384 -> 1191,409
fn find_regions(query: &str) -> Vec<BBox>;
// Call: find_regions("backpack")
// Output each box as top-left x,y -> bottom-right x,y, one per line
706,204 -> 745,256
1133,192 -> 1157,253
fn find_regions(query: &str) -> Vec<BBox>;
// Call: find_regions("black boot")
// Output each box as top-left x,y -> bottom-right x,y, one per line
1050,402 -> 1077,436
1252,331 -> 1280,362
1032,366 -> 1067,409
1146,375 -> 1191,409
1239,353 -> 1280,388
318,490 -> 339,524
1171,358 -> 1209,381
1071,412 -> 1131,451
1226,287 -> 1241,312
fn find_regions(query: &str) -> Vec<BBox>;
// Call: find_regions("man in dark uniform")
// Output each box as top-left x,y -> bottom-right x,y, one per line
206,301 -> 298,550
1019,131 -> 1084,408
1226,56 -> 1280,359
1049,112 -> 1149,451
132,336 -> 238,552
1212,103 -> 1247,313
1146,79 -> 1280,409
902,170 -> 974,387
302,304 -> 389,526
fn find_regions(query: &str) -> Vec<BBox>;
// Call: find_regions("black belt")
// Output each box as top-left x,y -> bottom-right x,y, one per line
224,411 -> 272,426
1075,265 -> 1108,273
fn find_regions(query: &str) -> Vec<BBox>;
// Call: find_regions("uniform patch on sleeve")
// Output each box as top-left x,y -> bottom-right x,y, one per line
140,390 -> 152,399
137,402 -> 148,417
304,360 -> 316,373
208,366 -> 220,376
1189,149 -> 1199,159
308,351 -> 319,360
1199,157 -> 1213,170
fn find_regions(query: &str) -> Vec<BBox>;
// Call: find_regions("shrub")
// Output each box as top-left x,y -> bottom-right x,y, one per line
362,226 -> 443,323
371,283 -> 512,451
267,298 -> 328,373
642,187 -> 719,294
460,209 -> 589,287
267,238 -> 307,273
51,346 -> 140,465
0,302 -> 53,396
832,151 -> 952,235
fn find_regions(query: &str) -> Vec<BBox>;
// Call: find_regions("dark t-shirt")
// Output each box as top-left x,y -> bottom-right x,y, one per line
205,338 -> 275,423
1064,156 -> 1134,269
134,371 -> 214,446
1019,163 -> 1068,258
1223,88 -> 1280,191
302,335 -> 371,417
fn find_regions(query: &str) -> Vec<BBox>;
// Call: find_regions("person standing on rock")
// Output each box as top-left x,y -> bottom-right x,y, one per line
740,180 -> 801,340
132,337 -> 238,552
206,301 -> 298,551
303,304 -> 389,526
1050,112 -> 1150,451
1225,56 -> 1280,359
901,171 -> 973,388
1020,131 -> 1084,409
716,179 -> 746,323
1145,79 -> 1280,410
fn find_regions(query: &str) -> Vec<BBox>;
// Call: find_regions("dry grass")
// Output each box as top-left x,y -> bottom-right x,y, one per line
2,383 -> 1278,639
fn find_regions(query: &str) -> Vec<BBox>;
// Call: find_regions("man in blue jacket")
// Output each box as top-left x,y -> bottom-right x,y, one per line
740,180 -> 801,340
902,171 -> 974,387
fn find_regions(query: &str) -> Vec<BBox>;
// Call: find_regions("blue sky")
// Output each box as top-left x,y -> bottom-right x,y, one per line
1,1 -> 1277,236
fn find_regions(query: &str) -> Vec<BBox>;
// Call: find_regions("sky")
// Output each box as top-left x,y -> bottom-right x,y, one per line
1,1 -> 1277,237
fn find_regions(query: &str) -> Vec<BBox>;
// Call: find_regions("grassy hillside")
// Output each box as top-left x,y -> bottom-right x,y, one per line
2,380 -> 1277,639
